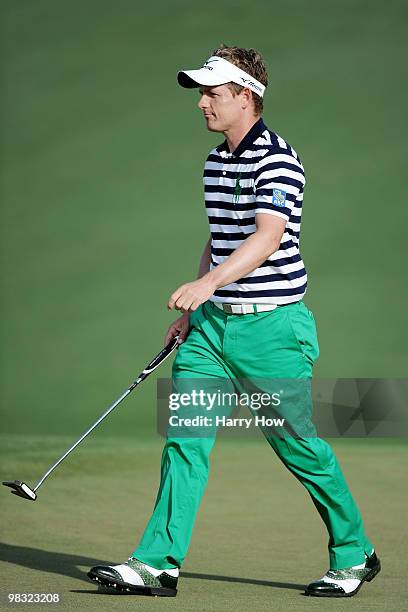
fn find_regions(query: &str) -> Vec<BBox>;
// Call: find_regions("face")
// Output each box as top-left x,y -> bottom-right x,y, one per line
197,84 -> 249,132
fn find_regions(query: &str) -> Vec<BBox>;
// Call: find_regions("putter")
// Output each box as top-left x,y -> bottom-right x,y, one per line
3,335 -> 180,501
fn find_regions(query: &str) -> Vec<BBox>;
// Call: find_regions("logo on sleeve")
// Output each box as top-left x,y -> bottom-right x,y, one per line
272,188 -> 286,207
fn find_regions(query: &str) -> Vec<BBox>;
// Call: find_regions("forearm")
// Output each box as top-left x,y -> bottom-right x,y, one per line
197,237 -> 212,279
202,231 -> 279,290
174,238 -> 211,319
167,229 -> 281,313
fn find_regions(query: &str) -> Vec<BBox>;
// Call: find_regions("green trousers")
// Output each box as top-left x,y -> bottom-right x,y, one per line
133,300 -> 374,570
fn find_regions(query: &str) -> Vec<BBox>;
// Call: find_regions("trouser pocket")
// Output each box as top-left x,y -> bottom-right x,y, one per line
286,304 -> 320,366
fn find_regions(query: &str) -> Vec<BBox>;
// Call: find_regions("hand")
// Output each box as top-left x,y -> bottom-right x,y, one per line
165,312 -> 191,346
167,277 -> 216,313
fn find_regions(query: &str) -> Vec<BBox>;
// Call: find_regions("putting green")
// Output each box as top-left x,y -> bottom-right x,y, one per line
1,435 -> 407,611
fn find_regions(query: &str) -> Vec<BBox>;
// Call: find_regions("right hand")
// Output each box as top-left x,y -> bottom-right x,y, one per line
165,312 -> 191,347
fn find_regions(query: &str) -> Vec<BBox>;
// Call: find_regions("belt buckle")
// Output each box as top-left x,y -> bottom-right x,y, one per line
223,304 -> 234,314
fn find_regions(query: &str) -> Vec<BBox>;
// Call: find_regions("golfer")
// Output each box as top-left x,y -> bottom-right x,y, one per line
89,44 -> 380,598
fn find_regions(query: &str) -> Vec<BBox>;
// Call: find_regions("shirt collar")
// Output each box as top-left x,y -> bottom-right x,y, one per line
216,117 -> 266,158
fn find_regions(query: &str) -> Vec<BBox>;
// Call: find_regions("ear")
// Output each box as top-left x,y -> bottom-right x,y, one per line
241,87 -> 253,109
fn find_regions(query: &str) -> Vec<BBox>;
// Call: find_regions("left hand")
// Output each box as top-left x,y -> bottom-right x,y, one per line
168,277 -> 216,313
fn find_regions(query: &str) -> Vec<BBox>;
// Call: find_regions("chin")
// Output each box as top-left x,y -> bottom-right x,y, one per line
205,120 -> 223,133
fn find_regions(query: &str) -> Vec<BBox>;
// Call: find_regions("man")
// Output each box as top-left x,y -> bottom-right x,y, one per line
88,44 -> 380,598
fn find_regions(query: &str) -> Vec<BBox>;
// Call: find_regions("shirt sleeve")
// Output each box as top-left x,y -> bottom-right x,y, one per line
253,147 -> 305,222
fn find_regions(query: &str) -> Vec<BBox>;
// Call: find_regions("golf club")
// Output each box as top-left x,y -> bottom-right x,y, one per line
3,335 -> 180,501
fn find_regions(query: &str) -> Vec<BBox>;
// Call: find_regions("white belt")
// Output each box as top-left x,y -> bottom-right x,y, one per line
212,302 -> 279,314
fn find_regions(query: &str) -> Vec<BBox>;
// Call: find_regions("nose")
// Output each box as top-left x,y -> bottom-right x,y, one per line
198,94 -> 208,110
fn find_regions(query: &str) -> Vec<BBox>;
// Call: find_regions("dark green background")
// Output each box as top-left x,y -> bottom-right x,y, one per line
1,0 -> 407,438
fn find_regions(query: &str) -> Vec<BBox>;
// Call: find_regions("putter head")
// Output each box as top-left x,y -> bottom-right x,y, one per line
2,480 -> 37,501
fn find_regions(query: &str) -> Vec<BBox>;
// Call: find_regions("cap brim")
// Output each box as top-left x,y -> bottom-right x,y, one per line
177,69 -> 229,89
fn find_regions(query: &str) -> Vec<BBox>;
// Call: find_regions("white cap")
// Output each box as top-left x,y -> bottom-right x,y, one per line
178,56 -> 266,98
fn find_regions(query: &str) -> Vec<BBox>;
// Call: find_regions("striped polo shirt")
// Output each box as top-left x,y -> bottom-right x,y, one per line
204,117 -> 307,305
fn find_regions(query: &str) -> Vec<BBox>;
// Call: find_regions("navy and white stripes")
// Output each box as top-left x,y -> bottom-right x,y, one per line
204,118 -> 308,304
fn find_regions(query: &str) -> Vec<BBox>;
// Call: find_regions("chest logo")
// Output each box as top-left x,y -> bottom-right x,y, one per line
233,173 -> 242,204
272,188 -> 287,207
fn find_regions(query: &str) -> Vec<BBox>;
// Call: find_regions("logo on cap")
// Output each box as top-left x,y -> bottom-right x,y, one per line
202,59 -> 218,71
240,77 -> 262,93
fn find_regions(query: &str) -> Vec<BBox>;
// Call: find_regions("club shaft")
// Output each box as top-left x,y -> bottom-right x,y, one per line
30,335 -> 179,495
33,383 -> 140,492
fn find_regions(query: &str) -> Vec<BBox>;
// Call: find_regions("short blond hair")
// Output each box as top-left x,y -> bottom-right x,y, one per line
211,43 -> 268,115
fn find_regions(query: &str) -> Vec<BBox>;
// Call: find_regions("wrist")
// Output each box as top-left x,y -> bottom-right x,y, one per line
201,271 -> 218,292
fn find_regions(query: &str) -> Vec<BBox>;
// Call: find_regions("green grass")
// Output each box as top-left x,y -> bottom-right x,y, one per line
1,436 -> 407,611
